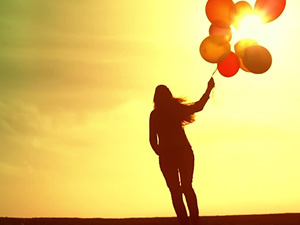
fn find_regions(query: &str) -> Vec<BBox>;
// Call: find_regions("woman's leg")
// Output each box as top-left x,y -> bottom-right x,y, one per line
179,150 -> 199,224
159,156 -> 189,225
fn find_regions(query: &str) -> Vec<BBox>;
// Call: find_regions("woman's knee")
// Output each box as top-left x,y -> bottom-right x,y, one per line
181,184 -> 194,194
169,184 -> 183,195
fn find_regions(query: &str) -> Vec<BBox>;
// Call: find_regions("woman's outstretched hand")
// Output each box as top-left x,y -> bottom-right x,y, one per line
208,77 -> 215,89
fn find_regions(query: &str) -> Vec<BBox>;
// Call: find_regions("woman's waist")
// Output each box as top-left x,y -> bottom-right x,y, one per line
159,136 -> 191,147
159,143 -> 192,153
159,145 -> 193,159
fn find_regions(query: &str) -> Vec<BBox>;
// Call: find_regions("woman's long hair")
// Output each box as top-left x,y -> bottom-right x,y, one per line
153,85 -> 195,126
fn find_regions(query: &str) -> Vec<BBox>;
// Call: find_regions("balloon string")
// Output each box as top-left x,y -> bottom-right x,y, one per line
211,66 -> 218,77
210,66 -> 217,102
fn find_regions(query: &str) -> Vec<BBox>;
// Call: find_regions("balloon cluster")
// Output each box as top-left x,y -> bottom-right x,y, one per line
200,0 -> 286,77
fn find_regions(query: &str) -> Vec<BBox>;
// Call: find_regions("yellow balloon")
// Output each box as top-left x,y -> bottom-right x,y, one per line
234,38 -> 258,58
200,35 -> 231,63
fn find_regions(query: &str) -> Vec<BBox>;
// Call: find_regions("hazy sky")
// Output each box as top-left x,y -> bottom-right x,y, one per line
1,0 -> 299,218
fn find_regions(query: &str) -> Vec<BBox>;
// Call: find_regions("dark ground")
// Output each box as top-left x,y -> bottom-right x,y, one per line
0,213 -> 299,225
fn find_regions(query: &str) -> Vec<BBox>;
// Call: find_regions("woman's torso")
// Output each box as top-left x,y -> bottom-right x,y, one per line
152,108 -> 191,152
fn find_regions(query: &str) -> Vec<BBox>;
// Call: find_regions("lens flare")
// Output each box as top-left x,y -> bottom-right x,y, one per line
232,14 -> 263,45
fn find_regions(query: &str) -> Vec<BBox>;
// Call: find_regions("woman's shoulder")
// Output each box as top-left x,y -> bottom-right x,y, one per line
150,109 -> 158,117
150,109 -> 159,125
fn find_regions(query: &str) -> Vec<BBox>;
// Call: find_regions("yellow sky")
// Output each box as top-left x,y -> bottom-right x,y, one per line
0,0 -> 299,218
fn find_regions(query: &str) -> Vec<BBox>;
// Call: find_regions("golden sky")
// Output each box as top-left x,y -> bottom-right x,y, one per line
0,0 -> 299,218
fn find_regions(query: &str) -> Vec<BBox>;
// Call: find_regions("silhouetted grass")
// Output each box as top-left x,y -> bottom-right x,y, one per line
1,213 -> 299,225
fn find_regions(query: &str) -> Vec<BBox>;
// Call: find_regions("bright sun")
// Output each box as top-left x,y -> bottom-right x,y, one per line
231,15 -> 263,45
231,14 -> 272,51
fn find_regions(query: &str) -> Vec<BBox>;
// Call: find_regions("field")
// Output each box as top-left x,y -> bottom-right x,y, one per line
1,213 -> 299,225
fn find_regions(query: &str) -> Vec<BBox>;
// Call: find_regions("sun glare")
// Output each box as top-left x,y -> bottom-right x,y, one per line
231,14 -> 263,45
231,12 -> 282,54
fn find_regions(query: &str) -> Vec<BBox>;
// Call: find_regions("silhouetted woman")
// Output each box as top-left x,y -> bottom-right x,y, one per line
149,77 -> 215,225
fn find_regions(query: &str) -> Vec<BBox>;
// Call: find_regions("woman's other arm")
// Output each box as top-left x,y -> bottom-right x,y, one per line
149,111 -> 159,155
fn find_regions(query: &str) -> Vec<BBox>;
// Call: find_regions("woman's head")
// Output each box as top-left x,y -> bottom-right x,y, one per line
153,85 -> 173,109
153,85 -> 195,126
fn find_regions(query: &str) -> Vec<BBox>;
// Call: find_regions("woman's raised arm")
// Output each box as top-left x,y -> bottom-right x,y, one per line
190,77 -> 215,113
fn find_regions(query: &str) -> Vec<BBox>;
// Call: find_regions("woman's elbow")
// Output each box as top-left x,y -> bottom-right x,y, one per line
193,103 -> 205,112
195,107 -> 204,113
149,135 -> 156,147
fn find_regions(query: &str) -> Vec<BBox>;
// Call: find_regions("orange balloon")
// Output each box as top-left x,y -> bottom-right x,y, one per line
243,45 -> 272,74
254,0 -> 286,23
200,35 -> 231,63
232,1 -> 253,29
206,0 -> 236,27
234,38 -> 258,58
239,57 -> 250,72
209,24 -> 232,41
218,52 -> 240,77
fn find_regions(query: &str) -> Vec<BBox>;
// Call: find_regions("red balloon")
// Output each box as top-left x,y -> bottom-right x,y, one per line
254,0 -> 286,23
209,24 -> 232,41
206,0 -> 236,27
218,52 -> 240,77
